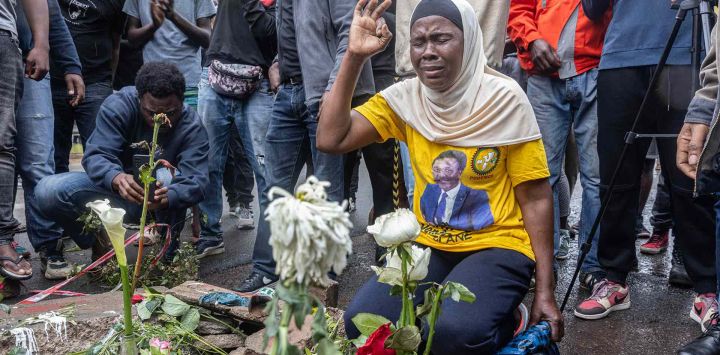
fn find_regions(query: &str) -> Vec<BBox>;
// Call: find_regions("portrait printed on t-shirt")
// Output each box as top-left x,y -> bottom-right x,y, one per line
419,150 -> 495,231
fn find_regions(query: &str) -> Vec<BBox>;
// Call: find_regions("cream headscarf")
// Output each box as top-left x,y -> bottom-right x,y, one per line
380,0 -> 540,147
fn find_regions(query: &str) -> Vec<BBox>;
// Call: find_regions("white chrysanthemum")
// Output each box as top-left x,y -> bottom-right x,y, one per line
266,176 -> 353,287
367,208 -> 421,248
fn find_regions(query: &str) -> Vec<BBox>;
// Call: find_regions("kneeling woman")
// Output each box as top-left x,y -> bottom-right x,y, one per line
317,0 -> 564,352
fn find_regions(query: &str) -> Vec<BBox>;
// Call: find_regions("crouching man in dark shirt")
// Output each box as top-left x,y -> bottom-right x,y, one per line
35,62 -> 209,262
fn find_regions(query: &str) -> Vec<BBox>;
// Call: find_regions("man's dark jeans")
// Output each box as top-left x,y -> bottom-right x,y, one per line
597,66 -> 716,294
223,122 -> 255,207
35,172 -> 186,249
0,34 -> 23,243
51,80 -> 113,173
343,94 -> 397,218
650,173 -> 673,231
251,83 -> 344,278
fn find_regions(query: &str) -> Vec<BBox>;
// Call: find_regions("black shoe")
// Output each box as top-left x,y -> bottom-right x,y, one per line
580,271 -> 606,291
195,239 -> 225,259
670,246 -> 693,289
678,317 -> 720,355
234,272 -> 278,293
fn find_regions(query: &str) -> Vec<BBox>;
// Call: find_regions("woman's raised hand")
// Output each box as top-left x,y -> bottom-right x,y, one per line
348,0 -> 393,59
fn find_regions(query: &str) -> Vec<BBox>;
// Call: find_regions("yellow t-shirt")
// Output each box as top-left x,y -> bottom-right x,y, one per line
356,95 -> 550,261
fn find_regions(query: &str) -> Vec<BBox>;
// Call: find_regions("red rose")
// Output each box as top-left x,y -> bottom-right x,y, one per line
357,323 -> 396,355
131,294 -> 144,304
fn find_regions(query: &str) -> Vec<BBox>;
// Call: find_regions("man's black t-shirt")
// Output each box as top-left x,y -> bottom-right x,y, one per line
206,0 -> 276,69
52,0 -> 124,85
277,0 -> 301,82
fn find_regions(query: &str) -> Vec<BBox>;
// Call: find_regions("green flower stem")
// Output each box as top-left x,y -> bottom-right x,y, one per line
399,245 -> 415,328
397,246 -> 415,355
119,264 -> 133,337
422,285 -> 444,355
400,254 -> 409,327
271,302 -> 293,355
131,116 -> 161,291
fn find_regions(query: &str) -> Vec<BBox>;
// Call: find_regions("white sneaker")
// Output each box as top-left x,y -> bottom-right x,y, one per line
691,293 -> 718,332
235,205 -> 254,230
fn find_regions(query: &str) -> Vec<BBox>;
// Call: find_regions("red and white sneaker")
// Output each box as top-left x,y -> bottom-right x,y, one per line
690,293 -> 718,332
574,279 -> 631,320
639,230 -> 669,254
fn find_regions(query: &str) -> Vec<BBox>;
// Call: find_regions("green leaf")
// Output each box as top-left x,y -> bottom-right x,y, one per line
139,164 -> 156,186
351,335 -> 369,348
351,313 -> 392,337
293,295 -> 311,331
444,282 -> 476,303
389,285 -> 403,297
180,307 -> 200,331
161,294 -> 190,317
385,325 -> 421,352
286,345 -> 302,355
416,287 -> 437,319
311,304 -> 329,342
315,338 -> 343,355
137,300 -> 152,320
375,267 -> 403,286
8,347 -> 29,355
263,297 -> 280,350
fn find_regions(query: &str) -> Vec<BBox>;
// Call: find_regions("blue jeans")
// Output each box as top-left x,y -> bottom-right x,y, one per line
15,76 -> 63,250
197,69 -> 274,241
251,83 -> 345,277
35,171 -> 182,249
0,35 -> 23,242
527,69 -> 602,273
51,80 -> 113,173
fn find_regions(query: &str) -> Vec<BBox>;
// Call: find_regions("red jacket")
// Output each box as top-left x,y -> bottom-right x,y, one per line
507,0 -> 611,76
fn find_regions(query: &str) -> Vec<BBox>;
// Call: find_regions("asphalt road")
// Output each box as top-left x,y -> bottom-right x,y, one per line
9,158 -> 703,354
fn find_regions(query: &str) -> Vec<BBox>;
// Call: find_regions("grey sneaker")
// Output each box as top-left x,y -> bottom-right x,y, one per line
556,229 -> 571,260
40,252 -> 74,280
235,205 -> 254,230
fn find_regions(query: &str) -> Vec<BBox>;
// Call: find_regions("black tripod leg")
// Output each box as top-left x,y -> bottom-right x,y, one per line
560,8 -> 690,312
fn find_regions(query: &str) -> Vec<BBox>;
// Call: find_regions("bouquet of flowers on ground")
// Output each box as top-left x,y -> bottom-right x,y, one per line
353,209 -> 476,355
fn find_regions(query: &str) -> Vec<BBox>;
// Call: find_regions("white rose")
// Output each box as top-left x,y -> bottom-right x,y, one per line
87,200 -> 128,266
367,209 -> 421,248
372,245 -> 432,286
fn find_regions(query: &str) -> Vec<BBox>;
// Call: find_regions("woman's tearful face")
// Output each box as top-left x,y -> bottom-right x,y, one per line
410,15 -> 464,92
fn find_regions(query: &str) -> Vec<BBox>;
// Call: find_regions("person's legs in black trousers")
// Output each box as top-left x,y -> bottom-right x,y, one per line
596,67 -> 654,284
595,65 -> 715,302
223,122 -> 256,229
362,140 -> 397,218
651,66 -> 715,295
